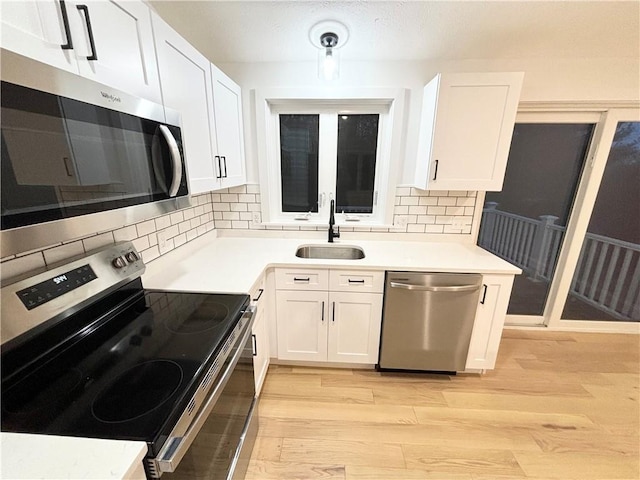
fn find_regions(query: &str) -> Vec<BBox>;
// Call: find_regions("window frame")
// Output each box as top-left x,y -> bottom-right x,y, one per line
254,87 -> 407,227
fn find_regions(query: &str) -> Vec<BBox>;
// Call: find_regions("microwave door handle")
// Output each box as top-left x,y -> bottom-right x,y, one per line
158,125 -> 182,197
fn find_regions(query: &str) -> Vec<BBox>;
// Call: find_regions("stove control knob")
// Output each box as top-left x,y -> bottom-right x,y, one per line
125,251 -> 140,263
112,256 -> 127,269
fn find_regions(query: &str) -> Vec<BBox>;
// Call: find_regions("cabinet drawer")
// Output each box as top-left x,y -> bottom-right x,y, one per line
329,270 -> 384,293
275,268 -> 328,291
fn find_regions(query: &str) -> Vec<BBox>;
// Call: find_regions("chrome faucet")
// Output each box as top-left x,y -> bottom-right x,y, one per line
328,199 -> 340,243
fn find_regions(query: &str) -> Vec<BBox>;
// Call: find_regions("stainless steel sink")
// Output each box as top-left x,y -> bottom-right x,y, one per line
295,244 -> 365,260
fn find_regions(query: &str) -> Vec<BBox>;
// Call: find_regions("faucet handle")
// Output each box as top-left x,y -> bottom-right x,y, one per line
335,226 -> 340,238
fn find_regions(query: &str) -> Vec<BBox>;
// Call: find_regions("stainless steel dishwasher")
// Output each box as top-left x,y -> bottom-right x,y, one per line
378,272 -> 483,373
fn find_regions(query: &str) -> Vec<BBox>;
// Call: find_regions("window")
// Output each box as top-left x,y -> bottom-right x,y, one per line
255,88 -> 406,226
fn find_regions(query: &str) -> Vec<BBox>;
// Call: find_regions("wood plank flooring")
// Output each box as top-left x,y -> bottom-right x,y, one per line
246,329 -> 639,479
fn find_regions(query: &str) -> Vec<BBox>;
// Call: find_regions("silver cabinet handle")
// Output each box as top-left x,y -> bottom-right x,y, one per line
389,282 -> 481,293
158,125 -> 182,197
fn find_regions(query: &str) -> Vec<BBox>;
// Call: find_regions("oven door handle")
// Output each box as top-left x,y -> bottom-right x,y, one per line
158,125 -> 183,197
156,308 -> 255,473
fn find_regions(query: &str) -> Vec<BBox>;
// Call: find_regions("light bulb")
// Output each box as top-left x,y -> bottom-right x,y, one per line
323,48 -> 338,81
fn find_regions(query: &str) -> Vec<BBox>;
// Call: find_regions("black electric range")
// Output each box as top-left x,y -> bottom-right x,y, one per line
1,242 -> 255,478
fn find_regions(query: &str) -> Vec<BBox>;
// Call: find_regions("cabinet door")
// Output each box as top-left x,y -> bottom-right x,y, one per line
211,64 -> 246,189
69,0 -> 161,103
152,13 -> 218,194
328,292 -> 383,364
276,290 -> 328,361
415,72 -> 523,191
1,0 -> 78,73
252,307 -> 270,396
465,274 -> 514,370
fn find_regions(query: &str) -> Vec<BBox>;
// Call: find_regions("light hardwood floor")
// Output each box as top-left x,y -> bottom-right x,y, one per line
246,329 -> 640,480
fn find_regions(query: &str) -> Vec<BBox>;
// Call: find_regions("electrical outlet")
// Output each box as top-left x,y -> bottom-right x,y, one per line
157,229 -> 169,254
252,212 -> 261,225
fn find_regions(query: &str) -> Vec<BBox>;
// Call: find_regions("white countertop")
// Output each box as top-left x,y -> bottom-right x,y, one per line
2,232 -> 518,480
0,432 -> 147,479
143,231 -> 521,293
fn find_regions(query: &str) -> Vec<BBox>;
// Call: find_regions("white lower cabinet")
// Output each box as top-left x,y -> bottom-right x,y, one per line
250,276 -> 269,395
276,290 -> 328,362
327,292 -> 383,364
275,269 -> 383,364
465,274 -> 515,370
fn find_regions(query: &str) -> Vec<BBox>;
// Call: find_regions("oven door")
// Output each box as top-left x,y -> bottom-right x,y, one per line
151,312 -> 257,480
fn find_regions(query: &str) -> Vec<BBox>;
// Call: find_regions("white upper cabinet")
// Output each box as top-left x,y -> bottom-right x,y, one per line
152,13 -> 218,195
1,0 -> 161,103
152,13 -> 246,194
211,64 -> 246,189
413,72 -> 524,191
1,0 -> 78,73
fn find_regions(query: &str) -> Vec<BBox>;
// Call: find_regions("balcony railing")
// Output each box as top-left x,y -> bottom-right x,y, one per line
479,202 -> 640,321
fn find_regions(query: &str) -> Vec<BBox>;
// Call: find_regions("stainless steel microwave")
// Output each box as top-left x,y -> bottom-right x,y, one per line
0,50 -> 190,258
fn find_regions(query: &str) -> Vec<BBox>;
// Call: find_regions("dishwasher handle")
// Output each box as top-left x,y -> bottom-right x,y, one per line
389,282 -> 481,293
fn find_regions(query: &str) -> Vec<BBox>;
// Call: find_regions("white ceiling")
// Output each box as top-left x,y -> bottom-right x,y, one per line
150,1 -> 639,64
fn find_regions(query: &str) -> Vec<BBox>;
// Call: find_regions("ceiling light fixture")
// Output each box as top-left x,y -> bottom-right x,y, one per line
309,20 -> 349,81
320,32 -> 339,81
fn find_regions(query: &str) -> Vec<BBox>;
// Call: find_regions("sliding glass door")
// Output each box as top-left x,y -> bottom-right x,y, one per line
561,119 -> 640,323
477,109 -> 640,330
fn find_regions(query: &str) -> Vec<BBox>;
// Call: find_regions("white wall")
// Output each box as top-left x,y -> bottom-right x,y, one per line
219,56 -> 639,185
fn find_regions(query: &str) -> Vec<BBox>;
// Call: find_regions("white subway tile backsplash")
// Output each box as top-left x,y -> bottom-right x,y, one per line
427,206 -> 446,215
113,225 -> 137,242
212,202 -> 230,212
222,211 -> 240,221
141,245 -> 160,263
408,206 -> 427,215
1,252 -> 46,282
43,241 -> 84,265
425,224 -> 445,233
1,193 -> 216,271
232,220 -> 249,229
170,211 -> 185,225
437,197 -> 457,206
132,236 -> 150,252
400,196 -> 419,206
407,224 -> 426,233
230,203 -> 248,212
221,193 -> 238,203
396,187 -> 411,196
246,184 -> 260,194
418,197 -> 438,206
216,220 -> 232,229
435,215 -> 453,225
238,194 -> 255,203
445,206 -> 465,216
82,232 -> 115,252
155,215 -> 171,231
457,197 -> 476,207
228,185 -> 246,194
136,219 -> 156,237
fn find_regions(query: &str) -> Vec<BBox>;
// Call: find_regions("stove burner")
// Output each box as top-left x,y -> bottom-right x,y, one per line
166,301 -> 230,334
92,360 -> 183,423
3,368 -> 84,415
